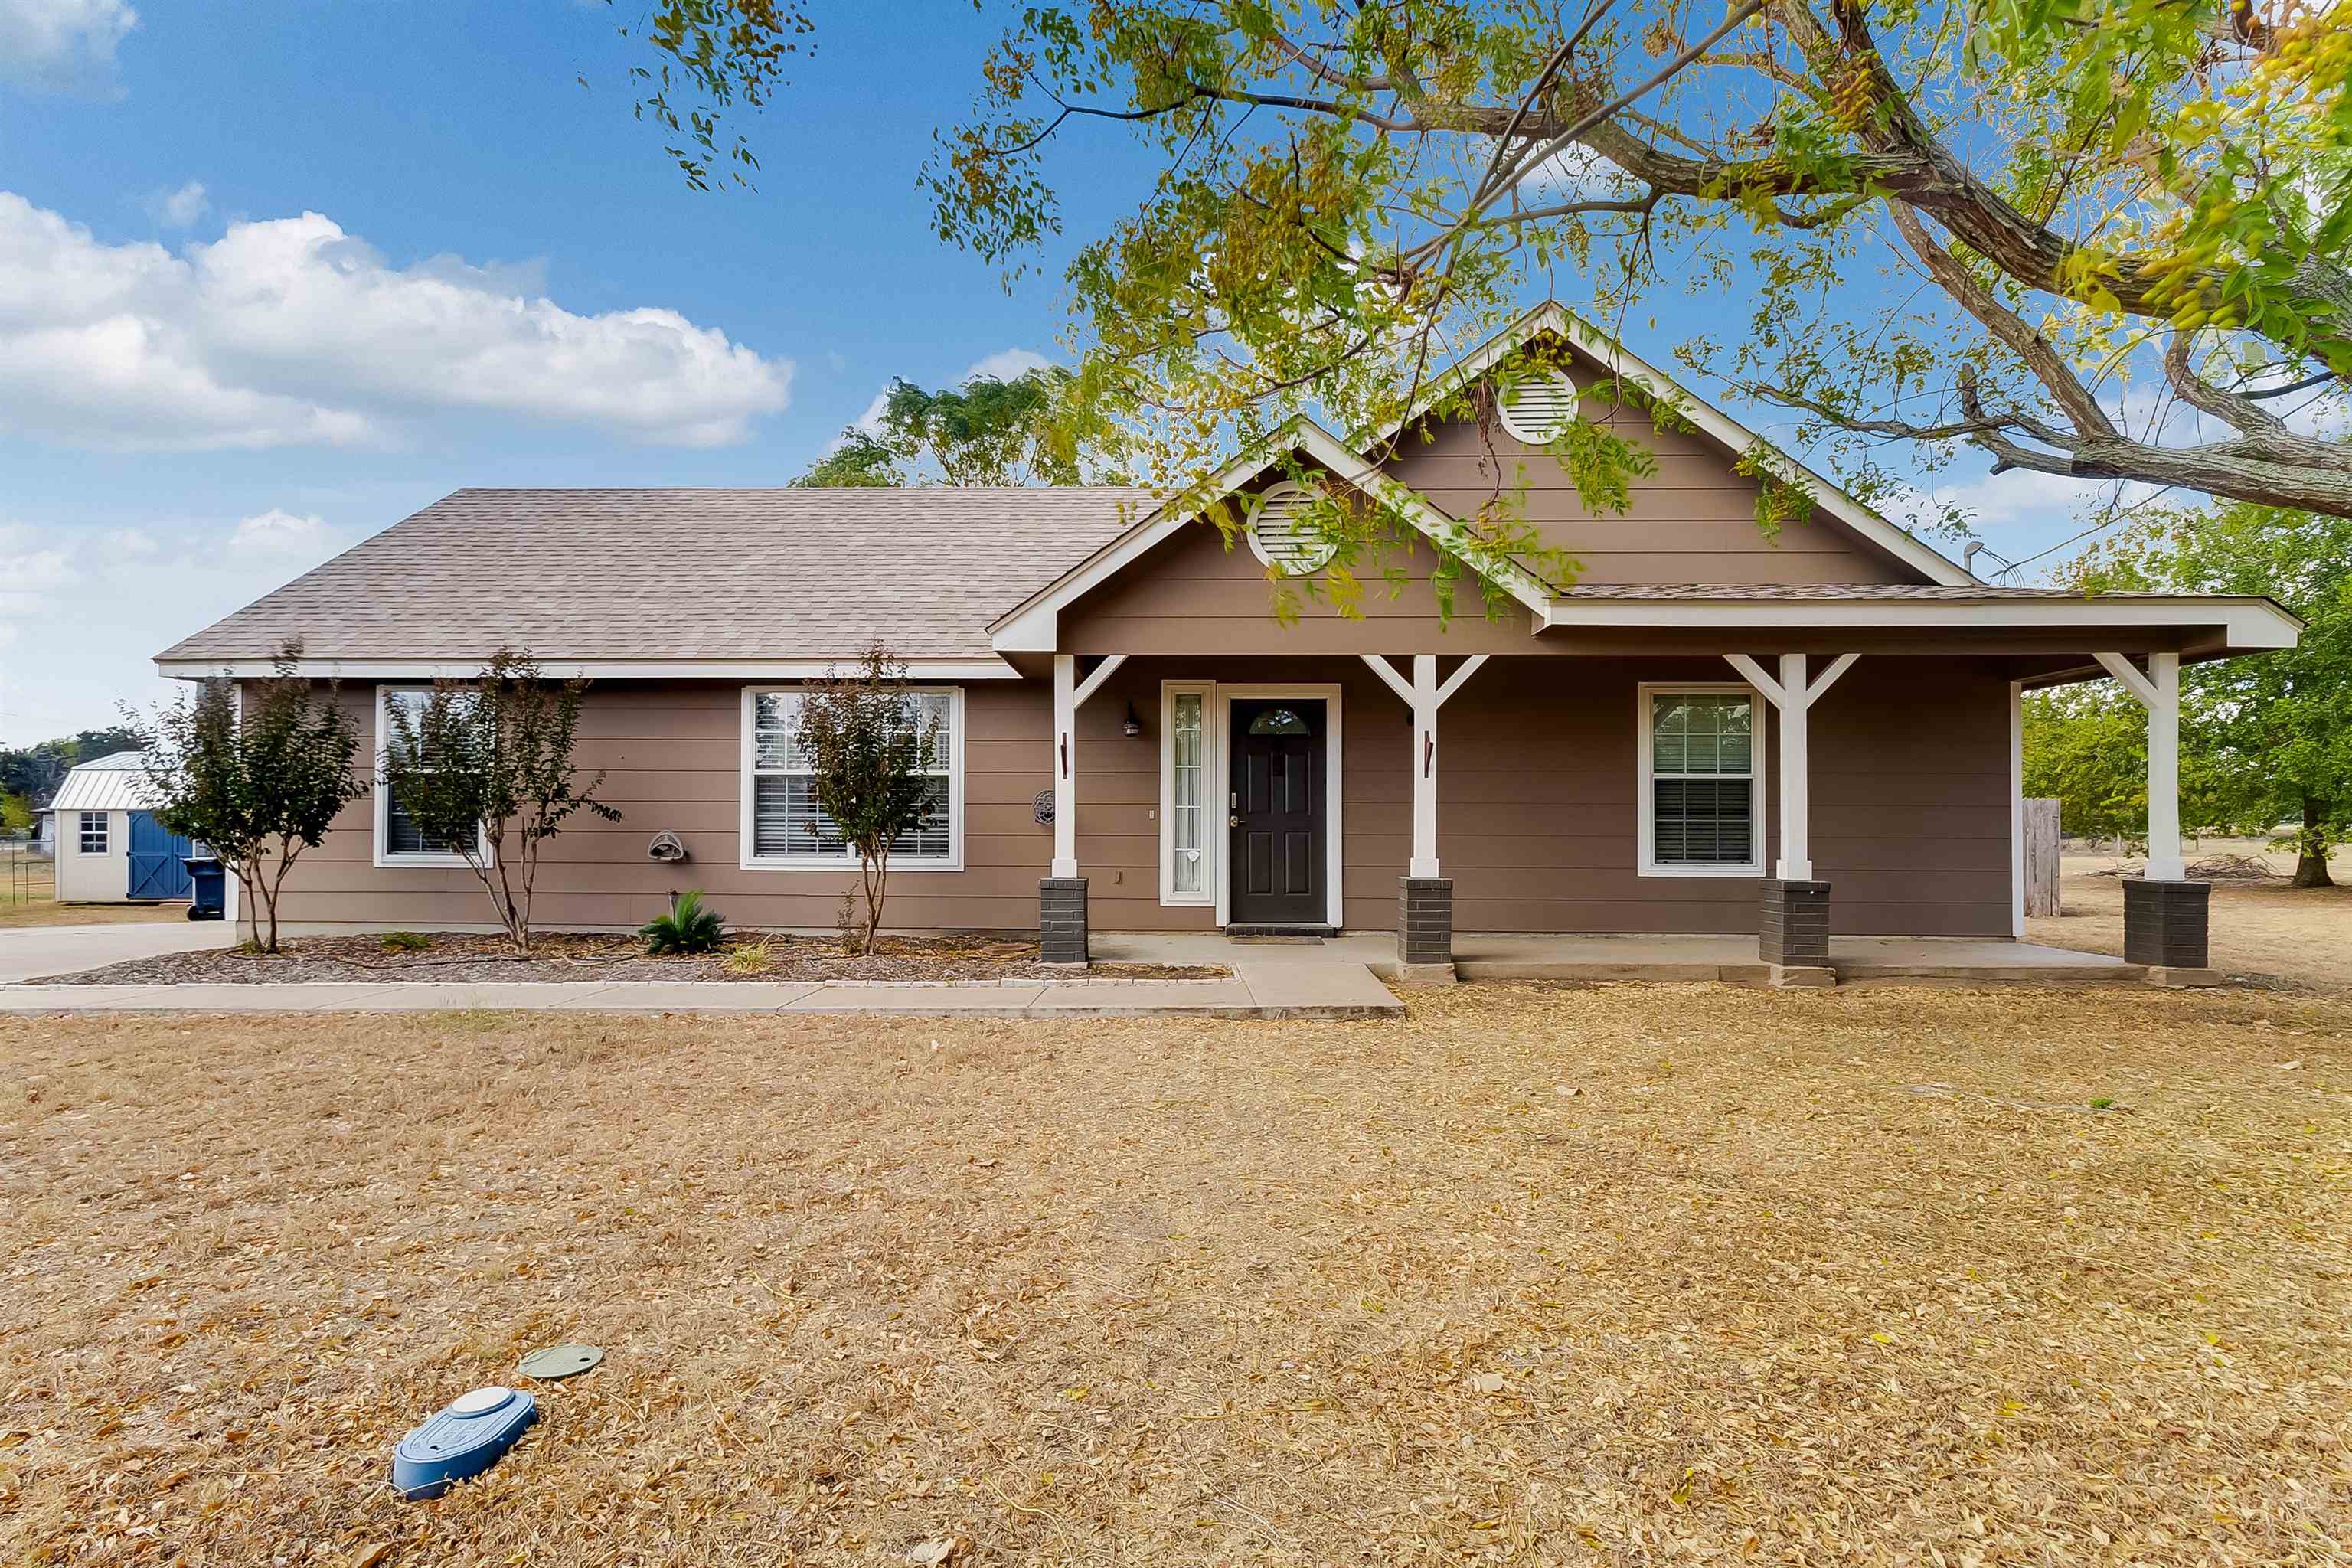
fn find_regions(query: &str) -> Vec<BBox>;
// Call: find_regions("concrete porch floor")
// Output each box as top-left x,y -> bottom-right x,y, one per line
1091,930 -> 2148,985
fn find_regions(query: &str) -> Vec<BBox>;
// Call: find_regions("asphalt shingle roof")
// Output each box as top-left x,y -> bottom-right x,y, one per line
158,488 -> 1154,664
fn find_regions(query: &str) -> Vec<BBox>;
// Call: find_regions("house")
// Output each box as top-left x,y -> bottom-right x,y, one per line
45,752 -> 195,904
154,307 -> 2299,979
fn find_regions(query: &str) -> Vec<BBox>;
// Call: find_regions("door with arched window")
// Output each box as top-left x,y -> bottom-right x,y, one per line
1227,698 -> 1326,925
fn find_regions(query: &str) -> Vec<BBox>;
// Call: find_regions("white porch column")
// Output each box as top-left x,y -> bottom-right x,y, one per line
1723,652 -> 1857,882
1051,653 -> 1077,878
1775,652 -> 1811,880
2095,651 -> 2184,880
1359,653 -> 1488,879
1410,655 -> 1440,878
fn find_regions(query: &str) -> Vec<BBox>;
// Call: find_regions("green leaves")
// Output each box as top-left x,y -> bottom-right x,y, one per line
379,649 -> 619,952
138,643 -> 368,952
794,366 -> 1127,487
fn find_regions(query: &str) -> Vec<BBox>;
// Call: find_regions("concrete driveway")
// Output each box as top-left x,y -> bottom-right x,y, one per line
0,921 -> 237,985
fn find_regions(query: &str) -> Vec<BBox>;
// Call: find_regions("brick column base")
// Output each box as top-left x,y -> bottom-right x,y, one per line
1759,878 -> 1834,986
2124,878 -> 2212,981
1396,877 -> 1456,982
1040,877 -> 1089,966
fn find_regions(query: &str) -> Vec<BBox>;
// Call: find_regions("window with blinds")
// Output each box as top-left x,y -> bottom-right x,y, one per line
747,688 -> 958,866
377,688 -> 478,863
1642,688 -> 1761,874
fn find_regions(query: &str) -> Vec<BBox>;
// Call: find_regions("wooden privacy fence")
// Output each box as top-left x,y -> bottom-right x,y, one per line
2023,797 -> 2062,918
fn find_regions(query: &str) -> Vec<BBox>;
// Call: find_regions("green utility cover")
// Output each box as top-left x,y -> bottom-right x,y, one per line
518,1344 -> 604,1380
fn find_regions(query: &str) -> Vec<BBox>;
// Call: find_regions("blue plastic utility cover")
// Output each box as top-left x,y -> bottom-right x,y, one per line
392,1385 -> 537,1500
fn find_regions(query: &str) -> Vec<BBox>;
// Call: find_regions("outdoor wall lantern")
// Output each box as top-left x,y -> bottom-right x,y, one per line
1123,702 -> 1144,738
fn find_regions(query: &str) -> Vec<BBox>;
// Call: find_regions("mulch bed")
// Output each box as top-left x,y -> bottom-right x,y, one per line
32,931 -> 1228,985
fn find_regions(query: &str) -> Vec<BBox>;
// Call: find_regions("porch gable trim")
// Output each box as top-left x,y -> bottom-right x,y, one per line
989,419 -> 1553,654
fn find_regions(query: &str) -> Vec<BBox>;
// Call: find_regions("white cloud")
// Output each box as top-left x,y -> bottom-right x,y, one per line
965,347 -> 1054,381
0,0 -> 135,90
0,508 -> 358,740
0,191 -> 793,450
148,179 -> 208,227
228,508 -> 331,557
0,520 -> 77,635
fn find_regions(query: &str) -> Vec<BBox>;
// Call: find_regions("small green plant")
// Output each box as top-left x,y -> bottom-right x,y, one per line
641,889 -> 725,955
2089,1096 -> 2116,1110
381,930 -> 431,953
723,939 -> 775,975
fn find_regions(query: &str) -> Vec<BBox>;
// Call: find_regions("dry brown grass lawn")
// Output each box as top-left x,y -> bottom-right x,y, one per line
5,987 -> 2349,1566
0,851 -> 185,930
2030,848 -> 2352,992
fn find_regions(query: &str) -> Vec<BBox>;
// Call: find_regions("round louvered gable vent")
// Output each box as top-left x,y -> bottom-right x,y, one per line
1246,482 -> 1338,575
1498,368 -> 1579,443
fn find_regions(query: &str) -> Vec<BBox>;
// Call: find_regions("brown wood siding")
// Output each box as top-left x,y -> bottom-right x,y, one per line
1063,519 -> 1543,657
275,658 -> 2011,939
1382,399 -> 1921,585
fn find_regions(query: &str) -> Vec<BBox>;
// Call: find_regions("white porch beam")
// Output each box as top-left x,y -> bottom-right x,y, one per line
1358,652 -> 1417,707
1806,652 -> 1860,705
1071,654 -> 1127,711
1434,654 -> 1490,708
1052,653 -> 1078,878
2095,652 -> 2184,880
2092,650 -> 2161,707
1722,653 -> 1788,708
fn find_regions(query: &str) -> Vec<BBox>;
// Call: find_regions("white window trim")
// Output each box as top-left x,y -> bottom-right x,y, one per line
77,811 -> 109,855
1637,680 -> 1767,879
1158,681 -> 1219,906
373,684 -> 493,870
1211,682 -> 1344,927
737,684 -> 966,873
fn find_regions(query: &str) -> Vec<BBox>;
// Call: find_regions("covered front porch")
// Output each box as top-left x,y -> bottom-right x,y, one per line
1023,634 -> 2282,987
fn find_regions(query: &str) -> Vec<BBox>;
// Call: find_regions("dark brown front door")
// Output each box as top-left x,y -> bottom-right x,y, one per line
1229,698 -> 1326,925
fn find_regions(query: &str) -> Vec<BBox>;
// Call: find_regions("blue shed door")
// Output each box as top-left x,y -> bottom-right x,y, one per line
127,812 -> 194,900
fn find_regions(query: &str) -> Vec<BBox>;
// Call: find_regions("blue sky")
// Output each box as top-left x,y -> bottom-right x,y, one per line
0,1 -> 2097,743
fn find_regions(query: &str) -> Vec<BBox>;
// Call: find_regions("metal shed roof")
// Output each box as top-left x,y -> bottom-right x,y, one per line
47,752 -> 162,813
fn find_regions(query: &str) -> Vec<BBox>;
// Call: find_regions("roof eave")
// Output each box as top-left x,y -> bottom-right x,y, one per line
1535,593 -> 2303,649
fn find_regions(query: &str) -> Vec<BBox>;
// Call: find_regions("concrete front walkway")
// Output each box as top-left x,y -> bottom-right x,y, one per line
0,959 -> 1404,1019
0,920 -> 237,985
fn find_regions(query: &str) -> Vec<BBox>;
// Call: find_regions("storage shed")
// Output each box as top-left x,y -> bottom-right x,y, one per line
48,752 -> 193,903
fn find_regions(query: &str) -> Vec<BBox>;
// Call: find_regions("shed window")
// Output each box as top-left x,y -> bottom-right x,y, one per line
78,812 -> 108,854
1639,687 -> 1764,876
744,688 -> 960,869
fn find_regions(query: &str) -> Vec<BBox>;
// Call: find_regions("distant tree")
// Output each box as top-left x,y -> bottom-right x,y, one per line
0,726 -> 147,805
792,431 -> 905,487
792,366 -> 1129,488
789,643 -> 945,954
380,650 -> 620,952
2071,504 -> 2352,886
136,645 -> 369,952
0,792 -> 31,835
2023,681 -> 2256,855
